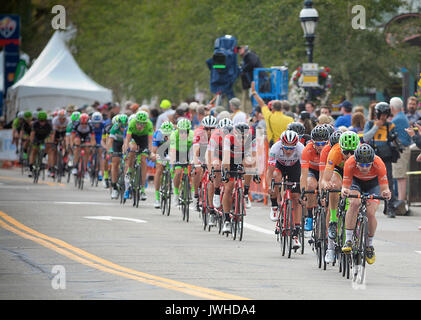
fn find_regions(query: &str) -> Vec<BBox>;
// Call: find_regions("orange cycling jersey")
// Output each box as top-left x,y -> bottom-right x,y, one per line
319,144 -> 331,173
301,141 -> 321,171
325,143 -> 345,172
342,155 -> 388,188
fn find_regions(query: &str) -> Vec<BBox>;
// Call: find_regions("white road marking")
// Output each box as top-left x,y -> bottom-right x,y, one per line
244,223 -> 274,235
84,216 -> 147,223
55,201 -> 116,206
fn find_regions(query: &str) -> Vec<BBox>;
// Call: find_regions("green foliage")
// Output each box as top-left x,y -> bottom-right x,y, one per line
6,0 -> 420,105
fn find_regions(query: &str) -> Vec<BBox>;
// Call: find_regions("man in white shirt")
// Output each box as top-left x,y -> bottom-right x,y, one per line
156,99 -> 175,129
230,97 -> 247,125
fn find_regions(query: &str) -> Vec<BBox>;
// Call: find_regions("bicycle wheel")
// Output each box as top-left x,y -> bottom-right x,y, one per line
353,217 -> 368,284
166,170 -> 172,216
337,211 -> 346,274
184,174 -> 190,222
181,176 -> 186,221
79,158 -> 85,190
320,208 -> 327,270
133,165 -> 141,208
300,205 -> 305,255
287,201 -> 294,258
160,173 -> 167,215
201,182 -> 207,231
237,188 -> 244,241
281,205 -> 287,257
314,209 -> 322,268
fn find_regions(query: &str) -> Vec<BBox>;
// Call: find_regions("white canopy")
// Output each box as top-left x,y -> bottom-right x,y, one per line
5,31 -> 112,121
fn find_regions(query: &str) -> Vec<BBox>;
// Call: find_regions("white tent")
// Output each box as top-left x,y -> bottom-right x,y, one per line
5,31 -> 112,121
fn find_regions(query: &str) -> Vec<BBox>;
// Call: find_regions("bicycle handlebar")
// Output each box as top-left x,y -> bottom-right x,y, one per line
346,193 -> 387,201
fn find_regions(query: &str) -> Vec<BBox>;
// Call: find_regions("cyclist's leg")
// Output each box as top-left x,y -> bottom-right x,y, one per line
222,179 -> 234,221
211,158 -> 222,208
173,167 -> 183,202
155,162 -> 164,200
343,180 -> 362,251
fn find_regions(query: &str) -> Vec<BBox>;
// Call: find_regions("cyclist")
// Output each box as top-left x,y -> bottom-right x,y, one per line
28,111 -> 54,177
169,118 -> 194,206
341,143 -> 391,264
90,111 -> 106,182
151,121 -> 174,208
123,110 -> 153,201
318,130 -> 343,183
300,125 -> 330,232
221,122 -> 257,233
207,118 -> 234,226
288,122 -> 311,146
192,115 -> 218,210
18,111 -> 33,163
320,131 -> 360,263
71,113 -> 96,176
12,112 -> 25,153
50,109 -> 69,178
267,130 -> 304,249
107,114 -> 128,199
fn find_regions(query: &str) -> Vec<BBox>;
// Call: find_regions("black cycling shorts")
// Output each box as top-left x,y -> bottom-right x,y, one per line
275,161 -> 301,192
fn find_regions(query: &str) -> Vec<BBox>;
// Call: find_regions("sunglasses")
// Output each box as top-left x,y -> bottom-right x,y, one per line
357,162 -> 372,168
313,141 -> 327,147
282,145 -> 296,150
342,150 -> 354,155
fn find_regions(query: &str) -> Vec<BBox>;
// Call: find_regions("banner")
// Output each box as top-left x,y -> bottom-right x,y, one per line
0,129 -> 17,161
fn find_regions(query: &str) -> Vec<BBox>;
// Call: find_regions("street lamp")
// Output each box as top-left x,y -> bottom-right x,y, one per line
299,0 -> 319,63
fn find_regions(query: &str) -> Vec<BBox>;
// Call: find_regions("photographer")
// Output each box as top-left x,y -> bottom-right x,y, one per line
405,121 -> 421,162
363,102 -> 401,218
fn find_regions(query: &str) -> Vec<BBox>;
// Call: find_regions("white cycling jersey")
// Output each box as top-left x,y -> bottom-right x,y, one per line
268,141 -> 304,167
52,116 -> 69,132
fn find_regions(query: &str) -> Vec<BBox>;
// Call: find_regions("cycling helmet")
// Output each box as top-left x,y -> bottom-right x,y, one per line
355,143 -> 375,163
160,99 -> 171,109
17,111 -> 25,119
321,123 -> 335,137
177,118 -> 191,130
311,125 -> 329,141
218,118 -> 233,129
201,115 -> 217,128
281,130 -> 299,146
91,111 -> 103,123
287,122 -> 305,136
339,131 -> 360,151
57,109 -> 66,119
23,111 -> 32,120
37,111 -> 47,121
135,110 -> 149,124
234,122 -> 250,135
119,114 -> 128,125
160,121 -> 174,135
71,111 -> 81,122
329,130 -> 343,147
112,114 -> 119,125
79,113 -> 89,124
374,102 -> 391,118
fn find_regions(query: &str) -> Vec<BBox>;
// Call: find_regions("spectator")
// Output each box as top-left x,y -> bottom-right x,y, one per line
368,101 -> 378,121
390,97 -> 411,209
349,112 -> 365,134
298,111 -> 314,135
353,105 -> 365,115
189,102 -> 200,129
305,101 -> 316,118
250,106 -> 266,134
217,110 -> 231,121
281,100 -> 296,119
251,81 -> 293,146
317,114 -> 334,125
334,100 -> 353,128
405,96 -> 420,125
405,121 -> 421,163
196,104 -> 208,124
363,102 -> 398,218
320,105 -> 332,117
155,99 -> 176,129
229,97 -> 247,125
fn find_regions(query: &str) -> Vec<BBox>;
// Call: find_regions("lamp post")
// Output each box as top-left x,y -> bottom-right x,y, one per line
300,0 -> 319,102
299,0 -> 318,63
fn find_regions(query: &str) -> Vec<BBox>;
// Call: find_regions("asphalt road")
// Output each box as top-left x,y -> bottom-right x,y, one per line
1,168 -> 421,301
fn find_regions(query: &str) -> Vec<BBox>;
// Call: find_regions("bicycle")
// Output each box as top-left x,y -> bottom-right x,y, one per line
127,148 -> 150,208
159,160 -> 172,216
88,145 -> 102,187
54,138 -> 67,183
175,163 -> 192,222
210,168 -> 225,235
74,144 -> 93,190
272,178 -> 301,258
198,165 -> 214,231
32,142 -> 47,184
302,189 -> 328,269
222,164 -> 260,241
345,193 -> 387,284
